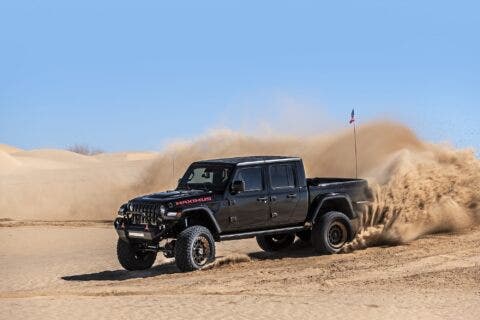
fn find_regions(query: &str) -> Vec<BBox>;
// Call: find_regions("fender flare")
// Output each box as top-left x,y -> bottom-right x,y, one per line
310,194 -> 356,223
181,206 -> 222,234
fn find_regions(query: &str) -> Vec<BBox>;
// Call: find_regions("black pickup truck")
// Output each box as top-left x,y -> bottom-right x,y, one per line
114,156 -> 371,272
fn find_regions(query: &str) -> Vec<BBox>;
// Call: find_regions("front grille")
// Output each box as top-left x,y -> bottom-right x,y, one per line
130,202 -> 161,214
128,202 -> 162,225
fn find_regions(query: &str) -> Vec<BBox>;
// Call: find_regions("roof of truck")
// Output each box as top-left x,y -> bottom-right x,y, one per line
194,156 -> 301,166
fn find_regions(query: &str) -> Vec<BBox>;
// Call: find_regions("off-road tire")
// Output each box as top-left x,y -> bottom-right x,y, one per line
175,226 -> 216,272
117,239 -> 157,271
311,211 -> 353,254
256,233 -> 295,252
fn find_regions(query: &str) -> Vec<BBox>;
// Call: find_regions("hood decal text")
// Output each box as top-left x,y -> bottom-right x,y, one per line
175,196 -> 213,206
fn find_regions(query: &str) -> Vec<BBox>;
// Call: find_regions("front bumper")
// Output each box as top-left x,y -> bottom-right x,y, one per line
114,218 -> 164,242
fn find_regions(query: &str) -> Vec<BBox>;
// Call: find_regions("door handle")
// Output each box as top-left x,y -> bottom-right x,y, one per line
287,193 -> 297,199
270,196 -> 277,202
257,197 -> 269,203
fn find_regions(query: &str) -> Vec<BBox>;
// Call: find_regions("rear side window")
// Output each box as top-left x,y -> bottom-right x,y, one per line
236,167 -> 263,191
270,165 -> 295,189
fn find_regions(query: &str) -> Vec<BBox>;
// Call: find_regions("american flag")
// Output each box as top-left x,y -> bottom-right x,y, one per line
349,109 -> 355,124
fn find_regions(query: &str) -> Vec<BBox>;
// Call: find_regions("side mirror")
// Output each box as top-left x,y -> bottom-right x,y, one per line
231,180 -> 245,194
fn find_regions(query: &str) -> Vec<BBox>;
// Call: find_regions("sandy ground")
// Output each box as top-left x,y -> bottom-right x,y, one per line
0,224 -> 478,320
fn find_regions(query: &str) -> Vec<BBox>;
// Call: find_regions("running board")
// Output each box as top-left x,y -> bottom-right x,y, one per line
219,225 -> 306,241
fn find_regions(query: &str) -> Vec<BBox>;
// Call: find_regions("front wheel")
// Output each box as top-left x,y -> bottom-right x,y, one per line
256,233 -> 295,252
311,211 -> 353,254
175,226 -> 216,272
117,239 -> 157,271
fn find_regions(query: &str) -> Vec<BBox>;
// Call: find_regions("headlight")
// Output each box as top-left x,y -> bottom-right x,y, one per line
118,204 -> 127,215
160,205 -> 166,215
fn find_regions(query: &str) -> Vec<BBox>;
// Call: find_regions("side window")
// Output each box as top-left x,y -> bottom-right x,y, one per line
236,167 -> 263,192
270,165 -> 295,189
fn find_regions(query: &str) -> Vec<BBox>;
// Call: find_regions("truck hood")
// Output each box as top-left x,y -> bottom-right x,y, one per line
130,189 -> 213,207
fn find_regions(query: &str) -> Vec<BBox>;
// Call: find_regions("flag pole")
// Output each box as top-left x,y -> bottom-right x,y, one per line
172,152 -> 176,182
353,121 -> 358,179
350,109 -> 358,178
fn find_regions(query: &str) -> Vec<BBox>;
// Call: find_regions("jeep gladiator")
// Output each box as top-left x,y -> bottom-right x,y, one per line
114,156 -> 371,272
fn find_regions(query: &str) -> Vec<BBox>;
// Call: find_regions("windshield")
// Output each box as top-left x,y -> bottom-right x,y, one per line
177,164 -> 233,192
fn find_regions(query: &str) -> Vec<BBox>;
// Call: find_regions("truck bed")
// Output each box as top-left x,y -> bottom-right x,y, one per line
307,177 -> 370,205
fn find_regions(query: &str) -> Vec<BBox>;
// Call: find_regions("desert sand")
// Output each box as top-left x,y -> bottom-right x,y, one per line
0,122 -> 479,319
0,225 -> 478,320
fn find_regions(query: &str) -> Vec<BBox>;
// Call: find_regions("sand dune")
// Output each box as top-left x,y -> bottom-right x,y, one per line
0,145 -> 158,220
13,149 -> 100,163
0,143 -> 23,154
0,151 -> 21,174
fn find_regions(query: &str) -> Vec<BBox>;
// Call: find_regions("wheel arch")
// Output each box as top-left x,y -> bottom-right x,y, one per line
309,194 -> 356,223
181,207 -> 221,239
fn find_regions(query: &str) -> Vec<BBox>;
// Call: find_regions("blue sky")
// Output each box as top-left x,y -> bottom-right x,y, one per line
0,1 -> 478,152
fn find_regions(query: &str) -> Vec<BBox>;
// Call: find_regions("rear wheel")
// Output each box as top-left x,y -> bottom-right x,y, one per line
311,211 -> 353,254
175,226 -> 216,272
256,233 -> 295,252
117,239 -> 157,271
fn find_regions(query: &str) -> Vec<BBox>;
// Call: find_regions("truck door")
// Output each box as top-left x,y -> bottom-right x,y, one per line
222,166 -> 269,231
267,163 -> 299,225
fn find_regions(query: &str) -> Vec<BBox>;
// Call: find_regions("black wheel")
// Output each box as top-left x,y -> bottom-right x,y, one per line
311,211 -> 353,254
256,233 -> 295,252
116,238 -> 157,271
174,226 -> 216,272
296,230 -> 312,243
